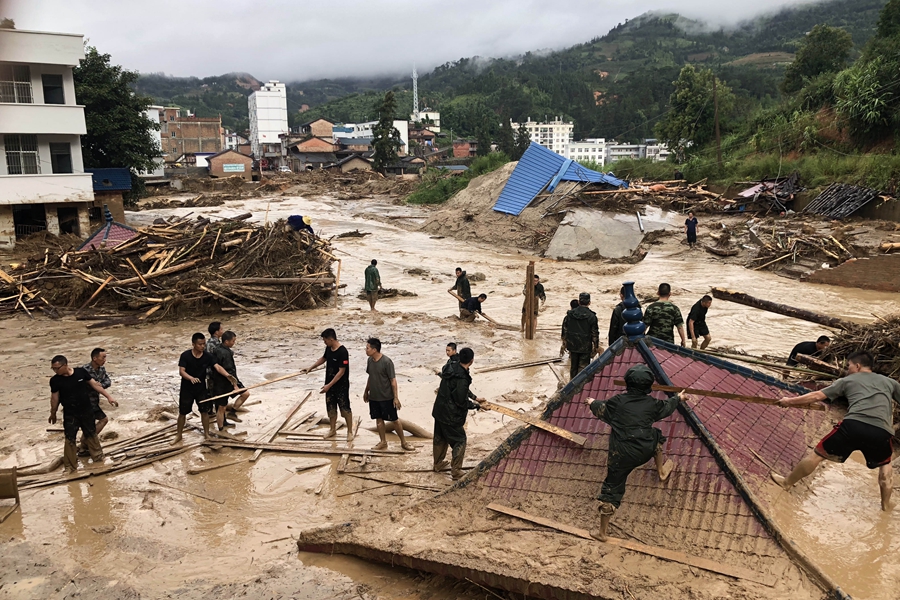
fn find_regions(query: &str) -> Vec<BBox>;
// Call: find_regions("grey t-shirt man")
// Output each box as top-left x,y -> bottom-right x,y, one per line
822,372 -> 900,435
366,355 -> 396,402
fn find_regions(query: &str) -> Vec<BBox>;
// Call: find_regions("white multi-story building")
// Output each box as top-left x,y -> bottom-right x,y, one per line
248,80 -> 288,159
223,130 -> 249,152
510,117 -> 574,156
564,138 -> 607,163
411,111 -> 440,132
332,120 -> 409,154
140,104 -> 165,178
0,27 -> 95,247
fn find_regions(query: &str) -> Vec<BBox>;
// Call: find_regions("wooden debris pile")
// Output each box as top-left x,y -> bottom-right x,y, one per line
821,314 -> 900,379
732,172 -> 803,213
570,178 -> 728,213
804,183 -> 885,219
745,220 -> 866,274
0,214 -> 337,325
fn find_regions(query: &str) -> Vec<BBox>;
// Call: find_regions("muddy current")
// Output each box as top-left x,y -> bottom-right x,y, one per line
1,192 -> 898,599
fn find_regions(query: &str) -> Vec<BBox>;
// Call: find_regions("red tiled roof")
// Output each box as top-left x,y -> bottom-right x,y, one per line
80,222 -> 138,250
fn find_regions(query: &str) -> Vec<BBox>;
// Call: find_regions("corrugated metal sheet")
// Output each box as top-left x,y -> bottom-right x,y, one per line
492,143 -> 627,216
85,168 -> 132,192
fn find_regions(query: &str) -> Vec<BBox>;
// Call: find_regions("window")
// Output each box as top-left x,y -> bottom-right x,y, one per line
49,142 -> 72,174
171,132 -> 176,137
0,64 -> 33,103
4,135 -> 40,174
41,74 -> 64,104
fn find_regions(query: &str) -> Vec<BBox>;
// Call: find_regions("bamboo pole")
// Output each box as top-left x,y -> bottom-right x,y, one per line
187,459 -> 249,475
692,348 -> 834,377
475,356 -> 563,374
251,392 -> 312,462
149,479 -> 224,504
198,368 -> 319,406
611,380 -> 825,411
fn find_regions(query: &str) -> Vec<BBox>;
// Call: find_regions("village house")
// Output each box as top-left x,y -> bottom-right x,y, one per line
286,136 -> 338,170
207,149 -> 253,180
298,118 -> 334,138
157,107 -> 223,164
0,27 -> 95,246
452,139 -> 477,158
326,155 -> 373,174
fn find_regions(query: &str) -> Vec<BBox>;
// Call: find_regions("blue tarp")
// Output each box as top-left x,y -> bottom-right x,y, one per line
492,142 -> 627,216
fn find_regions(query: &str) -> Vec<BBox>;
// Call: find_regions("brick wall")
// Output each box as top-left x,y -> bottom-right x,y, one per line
804,254 -> 900,292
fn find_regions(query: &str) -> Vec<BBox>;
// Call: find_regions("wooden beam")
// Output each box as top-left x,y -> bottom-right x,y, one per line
611,380 -> 825,411
251,392 -> 312,462
219,277 -> 335,285
75,275 -> 115,314
198,369 -> 319,406
475,357 -> 563,374
524,261 -> 536,340
114,259 -> 203,287
480,401 -> 586,445
710,288 -> 855,330
204,440 -> 405,457
187,459 -> 248,475
486,503 -> 777,587
149,479 -> 225,504
794,353 -> 845,377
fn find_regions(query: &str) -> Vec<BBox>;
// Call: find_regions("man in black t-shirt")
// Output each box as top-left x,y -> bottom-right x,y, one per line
173,333 -> 235,444
302,328 -> 353,442
49,354 -> 117,470
459,294 -> 487,323
687,295 -> 713,349
787,336 -> 831,366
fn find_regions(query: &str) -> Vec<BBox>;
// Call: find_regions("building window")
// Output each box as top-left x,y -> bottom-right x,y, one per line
49,142 -> 72,174
41,74 -> 65,104
0,64 -> 33,103
4,135 -> 40,174
171,132 -> 176,137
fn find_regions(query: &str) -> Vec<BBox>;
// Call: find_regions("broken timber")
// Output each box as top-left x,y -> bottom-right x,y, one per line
611,380 -> 825,411
486,503 -> 777,587
711,288 -> 855,330
480,401 -> 586,445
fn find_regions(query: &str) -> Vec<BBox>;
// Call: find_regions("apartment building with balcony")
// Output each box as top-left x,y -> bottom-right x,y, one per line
509,117 -> 574,156
0,27 -> 94,247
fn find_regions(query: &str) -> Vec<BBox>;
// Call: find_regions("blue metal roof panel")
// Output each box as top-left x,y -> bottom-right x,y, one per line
561,161 -> 627,188
492,143 -> 565,216
85,168 -> 132,192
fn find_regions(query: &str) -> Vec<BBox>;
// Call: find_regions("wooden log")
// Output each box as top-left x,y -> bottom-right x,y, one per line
219,277 -> 335,285
524,261 -> 536,340
204,440 -> 405,457
710,288 -> 855,330
752,253 -> 792,271
251,392 -> 312,462
610,380 -> 825,411
187,459 -> 248,475
480,401 -> 587,445
794,354 -> 845,377
880,242 -> 900,252
125,257 -> 151,288
475,357 -> 563,374
486,503 -> 777,587
199,284 -> 255,313
703,244 -> 738,257
75,275 -> 115,314
114,259 -> 203,286
149,479 -> 224,504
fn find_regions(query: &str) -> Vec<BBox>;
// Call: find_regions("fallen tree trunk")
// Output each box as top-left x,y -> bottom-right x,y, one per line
704,245 -> 738,257
710,288 -> 855,330
794,353 -> 846,377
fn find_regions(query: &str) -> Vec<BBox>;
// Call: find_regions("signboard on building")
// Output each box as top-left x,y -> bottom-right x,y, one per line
223,164 -> 245,173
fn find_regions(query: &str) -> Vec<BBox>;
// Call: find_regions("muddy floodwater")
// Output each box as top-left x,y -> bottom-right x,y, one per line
1,192 -> 898,599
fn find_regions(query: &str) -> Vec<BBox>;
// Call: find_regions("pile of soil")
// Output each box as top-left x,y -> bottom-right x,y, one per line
419,162 -> 563,252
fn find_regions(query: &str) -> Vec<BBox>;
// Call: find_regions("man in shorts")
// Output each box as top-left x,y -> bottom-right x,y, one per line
363,338 -> 414,451
49,355 -> 117,470
80,347 -> 118,455
687,295 -> 713,349
772,350 -> 900,511
209,331 -> 246,431
302,328 -> 353,441
173,333 -> 234,444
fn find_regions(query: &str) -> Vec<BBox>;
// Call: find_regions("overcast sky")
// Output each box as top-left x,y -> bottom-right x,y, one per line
4,0 -> 824,81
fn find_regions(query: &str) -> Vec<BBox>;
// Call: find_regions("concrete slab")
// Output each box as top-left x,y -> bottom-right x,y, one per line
545,207 -> 677,260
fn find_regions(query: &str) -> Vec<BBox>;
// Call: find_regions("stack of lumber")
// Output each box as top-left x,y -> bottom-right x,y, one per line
0,214 -> 336,325
804,183 -> 884,219
745,221 -> 862,273
574,179 -> 727,213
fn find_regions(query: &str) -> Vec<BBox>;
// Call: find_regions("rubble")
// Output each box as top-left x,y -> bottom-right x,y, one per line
0,214 -> 336,325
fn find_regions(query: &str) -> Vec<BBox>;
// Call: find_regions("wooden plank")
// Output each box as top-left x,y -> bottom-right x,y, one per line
611,380 -> 825,411
475,357 -> 563,374
524,261 -> 536,339
149,479 -> 225,504
480,401 -> 586,445
487,503 -> 777,587
251,392 -> 312,462
75,275 -> 115,313
114,258 -> 203,286
187,459 -> 248,475
207,440 -> 405,457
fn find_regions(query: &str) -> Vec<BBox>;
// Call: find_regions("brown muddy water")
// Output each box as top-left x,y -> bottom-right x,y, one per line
0,192 -> 897,599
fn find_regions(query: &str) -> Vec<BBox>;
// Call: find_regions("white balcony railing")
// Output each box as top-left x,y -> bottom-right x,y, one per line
0,173 -> 93,204
0,103 -> 86,135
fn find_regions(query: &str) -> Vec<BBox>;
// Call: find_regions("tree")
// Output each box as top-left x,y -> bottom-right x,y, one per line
372,91 -> 402,172
74,47 -> 160,195
655,65 -> 734,155
513,123 -> 531,160
781,24 -> 853,95
496,119 -> 516,157
475,127 -> 491,156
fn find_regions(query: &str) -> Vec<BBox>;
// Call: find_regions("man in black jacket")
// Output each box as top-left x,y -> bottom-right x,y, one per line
449,268 -> 471,309
432,347 -> 484,480
562,292 -> 600,380
585,365 -> 690,541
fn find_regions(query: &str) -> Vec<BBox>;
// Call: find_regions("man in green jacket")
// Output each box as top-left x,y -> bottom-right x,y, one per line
432,347 -> 484,480
449,267 -> 471,309
585,365 -> 689,541
561,292 -> 600,380
364,259 -> 382,311
643,283 -> 686,346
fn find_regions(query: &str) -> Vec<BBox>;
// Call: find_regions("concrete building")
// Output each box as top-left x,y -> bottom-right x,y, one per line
298,118 -> 334,138
223,130 -> 248,152
207,149 -> 252,180
333,120 -> 408,155
564,138 -> 607,163
248,80 -> 288,159
0,27 -> 95,247
412,111 -> 440,132
510,117 -> 574,156
140,105 -> 165,178
452,139 -> 477,158
161,113 -> 222,163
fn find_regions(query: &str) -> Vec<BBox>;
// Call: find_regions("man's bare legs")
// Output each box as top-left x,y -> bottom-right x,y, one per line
394,419 -> 414,450
342,410 -> 354,443
231,391 -> 250,411
771,451 -> 825,489
324,408 -> 338,439
654,446 -> 674,481
701,335 -> 711,350
879,464 -> 894,511
373,418 -> 388,450
171,412 -> 211,443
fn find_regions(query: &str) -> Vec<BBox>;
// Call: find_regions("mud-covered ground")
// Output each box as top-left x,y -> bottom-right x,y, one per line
1,190 -> 899,599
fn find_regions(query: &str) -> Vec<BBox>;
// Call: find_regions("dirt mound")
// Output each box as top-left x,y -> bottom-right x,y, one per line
419,162 -> 562,252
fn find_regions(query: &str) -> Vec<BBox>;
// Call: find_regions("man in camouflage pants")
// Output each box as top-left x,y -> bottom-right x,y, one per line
561,292 -> 600,380
642,283 -> 686,346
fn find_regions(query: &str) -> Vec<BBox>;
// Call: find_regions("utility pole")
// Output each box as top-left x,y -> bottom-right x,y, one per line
713,75 -> 722,170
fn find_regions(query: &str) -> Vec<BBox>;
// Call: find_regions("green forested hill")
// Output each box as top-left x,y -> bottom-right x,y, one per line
133,0 -> 886,139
